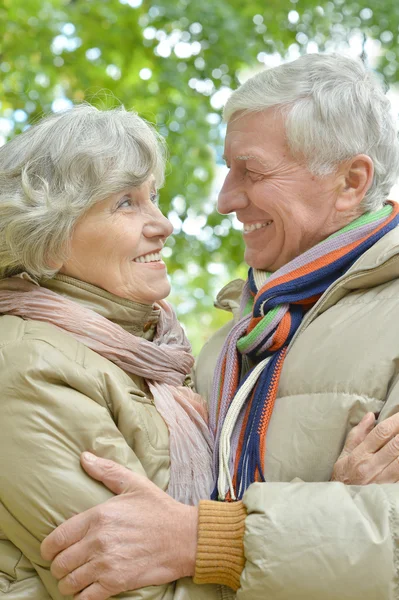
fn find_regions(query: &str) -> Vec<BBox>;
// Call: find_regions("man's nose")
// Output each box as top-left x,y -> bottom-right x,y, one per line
217,173 -> 248,215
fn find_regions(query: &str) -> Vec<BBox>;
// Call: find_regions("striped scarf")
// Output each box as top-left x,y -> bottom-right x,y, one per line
210,201 -> 399,501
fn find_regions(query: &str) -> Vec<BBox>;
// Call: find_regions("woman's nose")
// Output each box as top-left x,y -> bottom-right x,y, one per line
144,207 -> 173,239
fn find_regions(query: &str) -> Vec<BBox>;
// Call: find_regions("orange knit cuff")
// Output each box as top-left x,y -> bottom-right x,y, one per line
193,500 -> 247,591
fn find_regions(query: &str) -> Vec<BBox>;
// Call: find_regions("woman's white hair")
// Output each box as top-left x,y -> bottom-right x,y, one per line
0,103 -> 166,279
224,53 -> 399,211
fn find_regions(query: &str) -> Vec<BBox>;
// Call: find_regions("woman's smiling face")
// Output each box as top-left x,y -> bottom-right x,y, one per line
60,178 -> 173,305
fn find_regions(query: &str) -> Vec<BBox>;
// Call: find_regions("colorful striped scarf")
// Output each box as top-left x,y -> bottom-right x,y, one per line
210,201 -> 399,501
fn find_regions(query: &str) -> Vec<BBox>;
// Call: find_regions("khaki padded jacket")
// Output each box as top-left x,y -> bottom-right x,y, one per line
0,275 -> 222,600
193,226 -> 399,600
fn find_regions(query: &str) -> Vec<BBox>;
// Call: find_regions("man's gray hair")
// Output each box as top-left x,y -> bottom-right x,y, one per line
0,104 -> 166,279
224,53 -> 399,211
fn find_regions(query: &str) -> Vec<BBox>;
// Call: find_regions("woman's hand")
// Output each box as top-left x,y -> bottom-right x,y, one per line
332,412 -> 399,483
41,453 -> 198,600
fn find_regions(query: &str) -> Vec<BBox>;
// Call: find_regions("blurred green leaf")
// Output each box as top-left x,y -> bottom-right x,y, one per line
1,0 -> 398,349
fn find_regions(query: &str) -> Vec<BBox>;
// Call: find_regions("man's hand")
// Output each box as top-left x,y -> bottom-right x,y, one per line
41,413 -> 399,600
332,412 -> 399,484
40,453 -> 198,600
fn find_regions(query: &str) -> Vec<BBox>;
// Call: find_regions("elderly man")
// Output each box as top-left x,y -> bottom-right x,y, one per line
42,53 -> 399,600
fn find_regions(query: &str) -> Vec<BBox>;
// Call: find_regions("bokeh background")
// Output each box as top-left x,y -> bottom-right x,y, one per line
1,0 -> 399,353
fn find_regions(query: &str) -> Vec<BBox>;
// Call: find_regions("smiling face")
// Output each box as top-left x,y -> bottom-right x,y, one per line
218,109 -> 366,271
59,178 -> 173,305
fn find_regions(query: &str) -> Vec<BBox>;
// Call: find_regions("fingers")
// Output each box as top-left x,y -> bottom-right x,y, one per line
58,561 -> 96,596
80,453 -> 146,495
74,582 -> 114,600
333,420 -> 399,485
374,456 -> 399,484
80,453 -> 137,495
41,512 -> 91,562
361,413 -> 399,454
340,412 -> 375,458
369,434 -> 399,483
50,539 -> 91,580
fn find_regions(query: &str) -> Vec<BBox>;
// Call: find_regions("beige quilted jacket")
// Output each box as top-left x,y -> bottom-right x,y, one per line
193,226 -> 399,600
0,275 -> 221,600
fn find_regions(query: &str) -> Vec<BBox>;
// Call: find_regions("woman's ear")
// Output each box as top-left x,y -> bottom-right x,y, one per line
47,257 -> 64,271
335,154 -> 374,213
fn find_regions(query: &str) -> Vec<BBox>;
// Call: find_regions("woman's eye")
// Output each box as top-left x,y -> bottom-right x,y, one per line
118,196 -> 132,209
150,191 -> 159,205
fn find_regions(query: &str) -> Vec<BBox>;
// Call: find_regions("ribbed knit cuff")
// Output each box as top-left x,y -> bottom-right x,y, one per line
193,500 -> 247,591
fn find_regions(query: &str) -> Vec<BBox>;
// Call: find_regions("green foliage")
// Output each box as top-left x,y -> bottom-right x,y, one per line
1,0 -> 399,351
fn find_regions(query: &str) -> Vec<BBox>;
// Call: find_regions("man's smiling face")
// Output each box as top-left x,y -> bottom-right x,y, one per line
218,108 -> 346,271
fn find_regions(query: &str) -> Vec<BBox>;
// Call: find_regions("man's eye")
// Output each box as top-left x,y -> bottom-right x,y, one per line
246,170 -> 264,181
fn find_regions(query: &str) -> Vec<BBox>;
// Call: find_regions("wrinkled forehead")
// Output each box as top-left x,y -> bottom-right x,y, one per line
223,110 -> 288,164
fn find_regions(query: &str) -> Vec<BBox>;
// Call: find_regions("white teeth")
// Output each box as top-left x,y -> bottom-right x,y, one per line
134,252 -> 162,263
243,220 -> 273,233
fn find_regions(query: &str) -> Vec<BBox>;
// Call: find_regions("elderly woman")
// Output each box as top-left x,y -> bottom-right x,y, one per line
0,105 -> 218,600
41,53 -> 399,600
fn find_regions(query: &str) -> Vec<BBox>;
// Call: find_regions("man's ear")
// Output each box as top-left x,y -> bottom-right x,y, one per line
335,154 -> 374,213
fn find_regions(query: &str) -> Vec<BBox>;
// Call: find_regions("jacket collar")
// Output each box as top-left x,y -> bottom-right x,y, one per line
304,226 -> 399,317
40,274 -> 160,339
217,225 -> 399,325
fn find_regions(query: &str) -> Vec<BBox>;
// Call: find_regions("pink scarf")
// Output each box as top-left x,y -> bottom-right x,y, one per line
0,276 -> 214,505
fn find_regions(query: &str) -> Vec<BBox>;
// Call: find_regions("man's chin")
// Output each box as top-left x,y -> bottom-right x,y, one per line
245,250 -> 278,273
